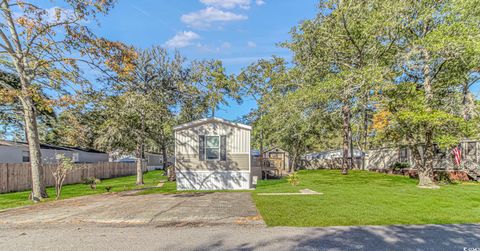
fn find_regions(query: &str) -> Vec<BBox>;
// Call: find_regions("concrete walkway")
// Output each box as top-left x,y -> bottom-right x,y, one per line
0,192 -> 263,226
0,223 -> 479,250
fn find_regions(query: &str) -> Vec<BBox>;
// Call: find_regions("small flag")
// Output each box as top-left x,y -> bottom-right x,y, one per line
452,145 -> 462,166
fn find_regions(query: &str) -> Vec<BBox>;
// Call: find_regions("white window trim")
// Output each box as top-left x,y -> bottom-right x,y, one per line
205,135 -> 220,161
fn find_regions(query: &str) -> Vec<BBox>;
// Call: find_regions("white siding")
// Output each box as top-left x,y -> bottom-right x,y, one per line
0,146 -> 23,163
0,145 -> 108,164
175,122 -> 250,156
176,170 -> 251,190
174,119 -> 252,190
77,151 -> 109,163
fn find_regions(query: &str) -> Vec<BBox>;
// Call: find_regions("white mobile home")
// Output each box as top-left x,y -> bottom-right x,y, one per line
0,140 -> 108,164
174,117 -> 252,190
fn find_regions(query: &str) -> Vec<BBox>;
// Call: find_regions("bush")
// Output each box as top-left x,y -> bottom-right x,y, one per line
52,155 -> 75,200
83,177 -> 101,190
287,172 -> 300,186
391,162 -> 410,170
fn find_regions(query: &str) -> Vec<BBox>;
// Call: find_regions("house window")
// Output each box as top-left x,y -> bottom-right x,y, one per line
399,147 -> 408,163
205,136 -> 220,160
22,151 -> 30,162
72,153 -> 79,162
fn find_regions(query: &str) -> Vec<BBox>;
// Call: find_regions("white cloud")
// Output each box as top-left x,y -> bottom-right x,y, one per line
255,0 -> 266,6
164,31 -> 200,48
247,41 -> 257,48
221,42 -> 232,49
200,0 -> 251,9
181,7 -> 247,29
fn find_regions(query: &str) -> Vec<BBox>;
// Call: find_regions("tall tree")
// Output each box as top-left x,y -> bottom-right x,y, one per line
191,60 -> 241,117
374,0 -> 480,187
238,57 -> 290,168
284,0 -> 398,174
96,47 -> 186,184
0,1 -> 135,201
0,70 -> 56,141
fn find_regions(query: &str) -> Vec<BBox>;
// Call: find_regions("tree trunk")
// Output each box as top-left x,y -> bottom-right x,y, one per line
11,48 -> 47,200
259,130 -> 264,170
136,111 -> 145,185
418,129 -> 437,187
21,95 -> 47,201
135,143 -> 144,185
419,50 -> 437,188
341,104 -> 351,175
362,103 -> 368,170
290,153 -> 297,173
161,142 -> 168,171
462,83 -> 469,120
362,92 -> 369,152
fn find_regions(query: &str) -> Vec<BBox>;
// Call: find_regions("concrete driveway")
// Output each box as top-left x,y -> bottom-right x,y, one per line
0,192 -> 263,227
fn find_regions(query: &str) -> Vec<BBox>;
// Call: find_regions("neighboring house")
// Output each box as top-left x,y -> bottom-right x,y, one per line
366,140 -> 480,171
304,149 -> 365,160
300,149 -> 366,170
174,117 -> 252,190
112,152 -> 173,171
0,140 -> 108,164
145,152 -> 174,170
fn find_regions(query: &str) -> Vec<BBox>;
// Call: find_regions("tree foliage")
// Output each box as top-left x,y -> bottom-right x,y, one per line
0,0 -> 136,200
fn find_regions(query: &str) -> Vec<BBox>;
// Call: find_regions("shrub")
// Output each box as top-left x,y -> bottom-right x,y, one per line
83,177 -> 101,190
52,155 -> 75,200
391,162 -> 410,170
287,172 -> 300,186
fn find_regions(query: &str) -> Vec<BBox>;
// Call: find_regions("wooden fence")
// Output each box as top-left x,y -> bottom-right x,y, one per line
0,162 -> 138,194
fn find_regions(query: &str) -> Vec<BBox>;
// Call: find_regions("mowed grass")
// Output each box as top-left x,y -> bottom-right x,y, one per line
0,170 -> 176,210
253,170 -> 480,227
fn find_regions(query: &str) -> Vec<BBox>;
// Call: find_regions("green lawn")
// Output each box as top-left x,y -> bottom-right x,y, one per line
3,169 -> 480,227
253,170 -> 480,227
0,170 -> 176,210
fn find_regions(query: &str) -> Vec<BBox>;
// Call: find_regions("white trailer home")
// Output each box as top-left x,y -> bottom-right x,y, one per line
174,117 -> 252,190
0,140 -> 108,164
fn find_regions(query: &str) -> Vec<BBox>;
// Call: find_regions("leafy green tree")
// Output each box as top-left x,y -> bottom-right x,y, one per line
374,0 -> 480,187
0,0 -> 135,201
283,0 -> 398,174
96,47 -> 186,184
191,60 -> 241,117
237,57 -> 289,165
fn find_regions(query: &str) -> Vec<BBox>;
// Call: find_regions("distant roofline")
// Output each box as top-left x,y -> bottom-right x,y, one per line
0,140 -> 106,153
173,117 -> 252,131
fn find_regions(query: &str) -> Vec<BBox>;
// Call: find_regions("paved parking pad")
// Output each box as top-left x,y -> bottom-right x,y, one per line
0,192 -> 263,226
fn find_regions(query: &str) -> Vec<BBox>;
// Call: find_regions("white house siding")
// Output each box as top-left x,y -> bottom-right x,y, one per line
176,170 -> 251,190
77,151 -> 109,163
0,146 -> 23,163
0,145 -> 73,164
174,120 -> 251,190
0,144 -> 108,164
175,123 -> 250,155
42,149 -> 75,164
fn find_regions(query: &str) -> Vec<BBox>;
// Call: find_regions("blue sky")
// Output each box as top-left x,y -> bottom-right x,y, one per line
90,0 -> 318,120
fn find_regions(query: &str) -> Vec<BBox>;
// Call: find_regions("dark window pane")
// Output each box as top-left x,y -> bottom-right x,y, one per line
206,148 -> 219,160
